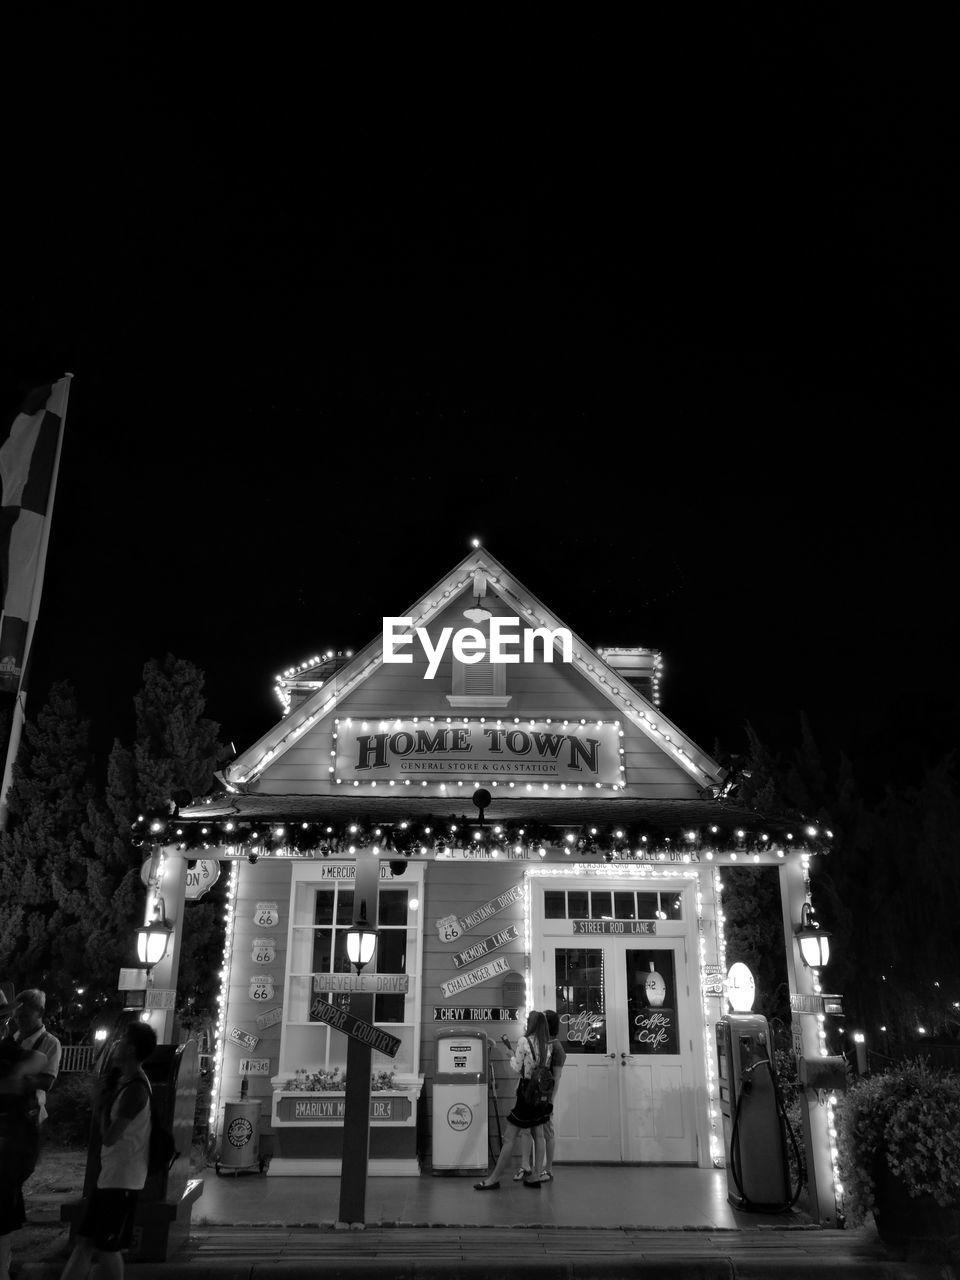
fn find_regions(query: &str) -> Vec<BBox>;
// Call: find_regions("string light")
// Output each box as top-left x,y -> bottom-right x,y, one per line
209,859 -> 239,1136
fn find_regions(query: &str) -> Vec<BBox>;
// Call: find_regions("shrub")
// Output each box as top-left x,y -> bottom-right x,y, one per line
45,1072 -> 96,1148
836,1059 -> 960,1226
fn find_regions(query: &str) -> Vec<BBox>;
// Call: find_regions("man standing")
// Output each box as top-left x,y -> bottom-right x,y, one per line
0,993 -> 46,1280
10,990 -> 61,1126
60,1021 -> 156,1280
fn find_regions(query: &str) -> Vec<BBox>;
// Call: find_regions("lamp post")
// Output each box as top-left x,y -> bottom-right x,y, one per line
338,853 -> 380,1226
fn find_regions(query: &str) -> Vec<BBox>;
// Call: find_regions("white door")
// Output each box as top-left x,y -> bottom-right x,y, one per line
616,940 -> 697,1163
544,942 -> 622,1161
542,936 -> 698,1164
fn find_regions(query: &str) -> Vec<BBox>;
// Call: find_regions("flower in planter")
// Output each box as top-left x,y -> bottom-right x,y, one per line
836,1059 -> 960,1227
285,1067 -> 395,1092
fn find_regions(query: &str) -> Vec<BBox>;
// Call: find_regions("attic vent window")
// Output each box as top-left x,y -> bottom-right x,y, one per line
448,646 -> 511,708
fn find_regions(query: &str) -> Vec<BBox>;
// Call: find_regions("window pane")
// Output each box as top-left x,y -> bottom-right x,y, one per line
567,891 -> 588,919
544,891 -> 566,919
553,947 -> 606,1054
312,931 -> 334,974
590,891 -> 612,919
374,994 -> 405,1023
665,893 -> 684,920
376,930 -> 407,974
314,892 -> 334,926
378,890 -> 408,926
626,950 -> 680,1054
335,890 -> 355,925
614,892 -> 636,919
636,893 -> 659,919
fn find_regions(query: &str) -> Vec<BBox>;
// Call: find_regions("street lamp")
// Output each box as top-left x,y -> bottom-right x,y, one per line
135,900 -> 173,973
796,901 -> 831,969
345,899 -> 378,974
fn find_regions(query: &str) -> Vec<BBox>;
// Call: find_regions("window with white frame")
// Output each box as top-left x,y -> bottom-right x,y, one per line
281,861 -> 423,1079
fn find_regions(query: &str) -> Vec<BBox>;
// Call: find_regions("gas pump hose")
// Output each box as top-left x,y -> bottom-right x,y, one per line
729,1057 -> 805,1213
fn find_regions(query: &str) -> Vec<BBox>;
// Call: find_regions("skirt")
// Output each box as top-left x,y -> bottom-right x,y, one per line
507,1081 -> 553,1130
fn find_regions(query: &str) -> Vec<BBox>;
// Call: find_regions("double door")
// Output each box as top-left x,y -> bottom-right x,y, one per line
537,936 -> 698,1163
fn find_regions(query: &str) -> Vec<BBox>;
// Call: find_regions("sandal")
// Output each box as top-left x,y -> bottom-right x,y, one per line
473,1181 -> 500,1190
512,1168 -> 531,1181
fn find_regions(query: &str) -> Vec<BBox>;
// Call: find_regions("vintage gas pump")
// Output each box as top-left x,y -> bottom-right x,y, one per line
716,963 -> 797,1213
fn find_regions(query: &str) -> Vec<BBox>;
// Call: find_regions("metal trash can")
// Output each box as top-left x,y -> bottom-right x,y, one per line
432,1034 -> 488,1172
217,1100 -> 263,1175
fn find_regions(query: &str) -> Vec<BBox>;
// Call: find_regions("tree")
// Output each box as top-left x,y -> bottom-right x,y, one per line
121,655 -> 231,1021
0,683 -> 100,1014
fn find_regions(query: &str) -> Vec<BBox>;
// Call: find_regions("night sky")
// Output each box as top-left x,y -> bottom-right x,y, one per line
2,13 -> 956,802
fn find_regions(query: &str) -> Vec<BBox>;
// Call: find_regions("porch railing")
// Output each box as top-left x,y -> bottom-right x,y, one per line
59,1044 -> 97,1074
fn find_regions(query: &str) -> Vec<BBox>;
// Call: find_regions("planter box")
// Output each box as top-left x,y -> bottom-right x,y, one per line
874,1163 -> 960,1263
269,1084 -> 423,1176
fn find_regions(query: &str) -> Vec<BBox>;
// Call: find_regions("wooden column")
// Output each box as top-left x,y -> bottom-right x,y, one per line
143,847 -> 188,1045
779,855 -> 838,1226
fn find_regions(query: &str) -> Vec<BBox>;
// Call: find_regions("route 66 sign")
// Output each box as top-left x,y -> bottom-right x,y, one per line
251,938 -> 276,964
436,913 -> 462,942
249,974 -> 275,1002
254,902 -> 279,927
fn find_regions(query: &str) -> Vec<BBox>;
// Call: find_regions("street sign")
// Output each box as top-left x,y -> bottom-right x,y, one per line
313,973 -> 410,995
118,968 -> 147,991
144,987 -> 176,1010
790,993 -> 845,1016
308,997 -> 401,1058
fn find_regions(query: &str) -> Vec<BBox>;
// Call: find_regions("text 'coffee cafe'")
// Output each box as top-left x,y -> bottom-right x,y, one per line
142,549 -> 837,1213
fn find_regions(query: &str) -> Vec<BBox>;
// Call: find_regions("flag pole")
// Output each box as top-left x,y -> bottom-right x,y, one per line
0,373 -> 73,830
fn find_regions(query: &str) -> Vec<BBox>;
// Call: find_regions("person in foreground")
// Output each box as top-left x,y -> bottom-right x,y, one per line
514,1007 -> 566,1182
474,1010 -> 553,1190
60,1021 -> 157,1280
0,994 -> 46,1280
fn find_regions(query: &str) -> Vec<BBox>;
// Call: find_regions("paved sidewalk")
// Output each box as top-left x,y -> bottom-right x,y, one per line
18,1223 -> 955,1279
16,1162 -> 958,1279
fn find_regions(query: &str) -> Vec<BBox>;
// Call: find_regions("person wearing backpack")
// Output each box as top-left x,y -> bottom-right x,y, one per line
513,1006 -> 566,1183
60,1021 -> 157,1280
474,1010 -> 552,1190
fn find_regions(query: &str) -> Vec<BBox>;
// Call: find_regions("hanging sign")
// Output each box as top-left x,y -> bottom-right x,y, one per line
436,882 -> 524,942
249,975 -> 275,1002
312,973 -> 409,994
308,996 -> 401,1058
144,988 -> 176,1010
452,923 -> 519,969
239,1058 -> 271,1075
277,1095 -> 411,1122
313,863 -> 398,881
434,1007 -> 520,1022
702,965 -> 725,997
185,859 -> 221,900
440,957 -> 511,999
336,718 -> 621,785
572,919 -> 657,936
254,902 -> 280,927
228,1026 -> 260,1051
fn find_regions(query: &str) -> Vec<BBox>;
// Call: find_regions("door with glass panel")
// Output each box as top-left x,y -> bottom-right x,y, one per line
538,880 -> 697,1164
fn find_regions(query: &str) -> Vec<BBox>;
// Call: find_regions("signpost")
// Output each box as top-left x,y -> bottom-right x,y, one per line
338,852 -> 382,1227
309,997 -> 401,1058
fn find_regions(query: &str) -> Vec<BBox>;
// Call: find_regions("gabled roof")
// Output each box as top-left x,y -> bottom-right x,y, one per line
223,547 -> 725,791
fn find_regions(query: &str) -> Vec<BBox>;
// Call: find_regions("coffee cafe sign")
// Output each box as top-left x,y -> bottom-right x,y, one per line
336,719 -> 621,785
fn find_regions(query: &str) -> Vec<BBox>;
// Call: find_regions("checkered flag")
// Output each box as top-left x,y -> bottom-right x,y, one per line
0,375 -> 72,696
